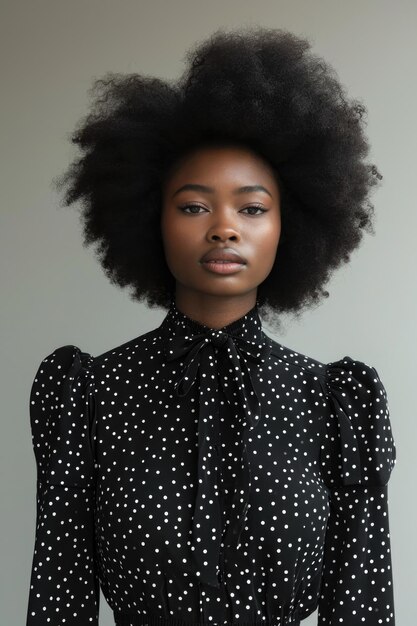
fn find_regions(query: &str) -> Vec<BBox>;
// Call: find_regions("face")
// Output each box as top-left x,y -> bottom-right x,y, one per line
160,144 -> 281,306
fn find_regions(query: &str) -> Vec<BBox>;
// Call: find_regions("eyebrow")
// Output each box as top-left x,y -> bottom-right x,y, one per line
171,183 -> 273,199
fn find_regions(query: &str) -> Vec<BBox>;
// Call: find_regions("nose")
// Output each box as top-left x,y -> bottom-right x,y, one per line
208,229 -> 240,242
206,211 -> 241,242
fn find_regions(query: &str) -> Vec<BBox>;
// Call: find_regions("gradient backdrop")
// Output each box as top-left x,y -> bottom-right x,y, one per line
1,1 -> 415,624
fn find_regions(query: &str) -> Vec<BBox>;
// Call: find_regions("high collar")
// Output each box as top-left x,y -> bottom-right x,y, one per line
160,297 -> 266,347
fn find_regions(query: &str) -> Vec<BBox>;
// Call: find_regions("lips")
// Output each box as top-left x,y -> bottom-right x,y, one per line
200,248 -> 247,264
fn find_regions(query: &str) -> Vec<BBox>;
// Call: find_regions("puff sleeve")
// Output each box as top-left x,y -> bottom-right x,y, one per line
317,356 -> 397,625
26,345 -> 100,625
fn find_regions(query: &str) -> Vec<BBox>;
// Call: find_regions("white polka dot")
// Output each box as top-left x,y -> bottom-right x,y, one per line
26,300 -> 396,625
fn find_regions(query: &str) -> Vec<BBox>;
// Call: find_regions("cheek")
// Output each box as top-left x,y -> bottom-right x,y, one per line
160,218 -> 193,268
250,218 -> 281,248
163,214 -> 201,253
252,223 -> 281,269
162,224 -> 189,256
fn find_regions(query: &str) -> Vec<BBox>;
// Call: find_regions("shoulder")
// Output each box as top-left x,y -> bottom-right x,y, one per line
265,336 -> 397,488
30,344 -> 97,488
267,335 -> 327,380
268,335 -> 390,413
319,354 -> 397,488
324,355 -> 392,433
31,344 -> 95,401
325,354 -> 387,397
90,327 -> 161,372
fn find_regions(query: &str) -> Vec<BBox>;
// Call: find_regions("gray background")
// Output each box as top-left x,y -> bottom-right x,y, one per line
1,1 -> 416,624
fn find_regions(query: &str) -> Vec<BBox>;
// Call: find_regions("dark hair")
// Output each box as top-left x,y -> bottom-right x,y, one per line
54,26 -> 382,329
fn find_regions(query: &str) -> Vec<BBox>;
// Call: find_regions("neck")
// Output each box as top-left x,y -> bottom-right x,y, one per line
173,291 -> 258,331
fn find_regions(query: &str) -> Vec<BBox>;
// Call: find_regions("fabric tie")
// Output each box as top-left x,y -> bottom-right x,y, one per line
161,300 -> 272,588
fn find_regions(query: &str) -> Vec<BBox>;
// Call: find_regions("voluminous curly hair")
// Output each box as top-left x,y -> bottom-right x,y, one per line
54,26 -> 382,327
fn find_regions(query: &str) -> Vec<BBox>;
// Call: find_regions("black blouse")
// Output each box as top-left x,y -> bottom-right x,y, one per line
26,299 -> 396,626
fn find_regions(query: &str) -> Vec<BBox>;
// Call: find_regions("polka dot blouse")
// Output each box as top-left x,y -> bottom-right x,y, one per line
26,298 -> 396,625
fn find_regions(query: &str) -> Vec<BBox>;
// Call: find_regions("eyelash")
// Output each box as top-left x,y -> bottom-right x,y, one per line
179,204 -> 268,216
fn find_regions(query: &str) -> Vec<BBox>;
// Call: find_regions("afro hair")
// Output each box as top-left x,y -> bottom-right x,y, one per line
54,25 -> 382,328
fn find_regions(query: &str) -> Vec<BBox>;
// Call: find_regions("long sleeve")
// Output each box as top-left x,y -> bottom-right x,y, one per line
317,356 -> 397,625
26,345 -> 100,625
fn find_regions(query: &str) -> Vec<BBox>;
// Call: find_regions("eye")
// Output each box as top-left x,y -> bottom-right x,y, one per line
179,204 -> 207,214
240,205 -> 268,216
179,204 -> 267,215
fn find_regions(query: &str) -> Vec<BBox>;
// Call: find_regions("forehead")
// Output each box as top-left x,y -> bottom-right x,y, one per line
163,144 -> 278,190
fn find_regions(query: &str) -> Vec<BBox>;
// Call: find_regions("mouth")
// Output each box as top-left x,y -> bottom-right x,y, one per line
200,250 -> 247,265
204,259 -> 241,263
200,260 -> 246,275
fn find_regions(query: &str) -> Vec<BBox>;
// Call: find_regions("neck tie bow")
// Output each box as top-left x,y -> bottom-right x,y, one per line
161,302 -> 272,589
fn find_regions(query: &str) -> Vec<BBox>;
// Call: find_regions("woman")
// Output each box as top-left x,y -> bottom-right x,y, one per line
26,27 -> 396,625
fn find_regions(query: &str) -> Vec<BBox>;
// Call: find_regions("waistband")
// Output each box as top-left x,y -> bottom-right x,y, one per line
113,611 -> 301,626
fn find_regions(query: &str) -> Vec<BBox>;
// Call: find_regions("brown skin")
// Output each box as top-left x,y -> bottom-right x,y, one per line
160,145 -> 281,329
